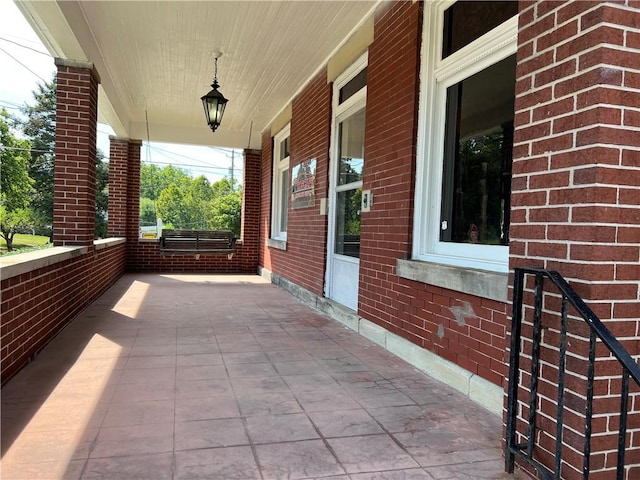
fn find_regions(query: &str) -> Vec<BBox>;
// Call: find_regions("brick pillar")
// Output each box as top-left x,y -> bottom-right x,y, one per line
126,140 -> 142,243
509,2 -> 640,479
107,137 -> 129,237
53,59 -> 100,246
241,149 -> 261,272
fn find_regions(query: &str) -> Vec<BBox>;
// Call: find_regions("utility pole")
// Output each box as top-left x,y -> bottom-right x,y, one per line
229,149 -> 235,187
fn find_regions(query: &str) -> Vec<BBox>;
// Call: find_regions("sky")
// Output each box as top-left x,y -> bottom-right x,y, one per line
0,0 -> 242,184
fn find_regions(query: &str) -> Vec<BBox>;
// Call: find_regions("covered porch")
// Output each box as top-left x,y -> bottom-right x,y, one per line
2,1 -> 640,479
1,273 -> 516,479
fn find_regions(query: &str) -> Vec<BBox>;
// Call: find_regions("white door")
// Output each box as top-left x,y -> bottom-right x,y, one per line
326,57 -> 367,311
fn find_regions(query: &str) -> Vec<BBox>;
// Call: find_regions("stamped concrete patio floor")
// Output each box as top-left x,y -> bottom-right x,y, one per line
1,274 -> 521,480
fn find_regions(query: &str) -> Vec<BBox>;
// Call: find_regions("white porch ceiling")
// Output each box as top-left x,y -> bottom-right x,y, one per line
16,0 -> 378,149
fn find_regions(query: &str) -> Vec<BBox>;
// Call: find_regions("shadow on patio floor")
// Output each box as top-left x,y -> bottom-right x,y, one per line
1,273 -> 526,479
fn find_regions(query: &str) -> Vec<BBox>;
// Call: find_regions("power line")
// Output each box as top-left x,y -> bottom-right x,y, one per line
150,144 -> 236,164
0,47 -> 47,82
0,36 -> 51,56
0,145 -> 50,154
0,145 -> 241,172
142,158 -> 242,173
147,145 -> 242,172
208,146 -> 238,157
0,99 -> 23,107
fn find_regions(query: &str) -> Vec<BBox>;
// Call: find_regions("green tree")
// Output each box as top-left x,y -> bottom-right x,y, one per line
211,177 -> 236,197
183,176 -> 213,229
189,176 -> 213,202
140,164 -> 163,201
95,150 -> 109,238
17,78 -> 56,232
0,110 -> 35,251
16,78 -> 108,238
141,164 -> 242,235
160,165 -> 191,196
140,197 -> 157,227
209,189 -> 242,236
208,178 -> 241,236
157,184 -> 190,227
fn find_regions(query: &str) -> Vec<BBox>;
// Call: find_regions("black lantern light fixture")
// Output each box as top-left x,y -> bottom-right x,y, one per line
201,54 -> 228,133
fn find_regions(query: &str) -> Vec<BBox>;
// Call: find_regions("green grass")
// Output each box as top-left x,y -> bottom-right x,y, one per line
0,233 -> 52,255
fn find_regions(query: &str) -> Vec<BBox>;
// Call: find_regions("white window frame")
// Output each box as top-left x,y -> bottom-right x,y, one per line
327,53 -> 368,257
413,0 -> 518,273
271,124 -> 290,241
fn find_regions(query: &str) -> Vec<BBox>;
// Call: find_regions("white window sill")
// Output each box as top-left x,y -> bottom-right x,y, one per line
397,259 -> 508,303
267,238 -> 287,251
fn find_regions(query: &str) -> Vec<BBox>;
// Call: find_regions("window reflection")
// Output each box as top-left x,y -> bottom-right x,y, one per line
280,169 -> 288,231
440,54 -> 516,246
338,109 -> 365,186
335,189 -> 361,258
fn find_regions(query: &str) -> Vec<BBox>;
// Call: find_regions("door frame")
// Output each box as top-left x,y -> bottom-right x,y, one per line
325,52 -> 368,306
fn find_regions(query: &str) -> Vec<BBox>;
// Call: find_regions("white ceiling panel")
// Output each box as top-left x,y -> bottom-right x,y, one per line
17,0 -> 379,149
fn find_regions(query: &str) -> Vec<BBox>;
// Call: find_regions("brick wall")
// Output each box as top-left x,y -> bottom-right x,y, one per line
53,60 -> 99,247
358,1 -> 509,387
257,1 -> 510,387
358,0 -> 421,340
510,1 -> 640,478
259,71 -> 332,296
0,244 -> 126,384
126,241 -> 255,273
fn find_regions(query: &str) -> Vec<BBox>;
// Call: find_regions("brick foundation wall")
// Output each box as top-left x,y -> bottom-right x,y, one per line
0,244 -> 126,385
259,71 -> 331,296
510,2 -> 640,478
126,241 -> 255,273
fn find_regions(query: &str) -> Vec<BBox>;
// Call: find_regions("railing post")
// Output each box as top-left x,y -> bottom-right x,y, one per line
506,267 -> 525,473
506,268 -> 640,480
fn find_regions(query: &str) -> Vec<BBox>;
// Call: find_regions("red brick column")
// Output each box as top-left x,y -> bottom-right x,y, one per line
259,132 -> 273,271
107,137 -> 129,237
53,59 -> 100,246
509,2 -> 640,479
126,140 -> 142,244
241,149 -> 261,272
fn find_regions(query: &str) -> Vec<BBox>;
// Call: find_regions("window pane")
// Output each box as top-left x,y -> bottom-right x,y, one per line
339,67 -> 367,104
280,169 -> 288,231
280,137 -> 290,160
440,54 -> 516,246
335,188 -> 361,258
442,1 -> 518,58
338,109 -> 365,185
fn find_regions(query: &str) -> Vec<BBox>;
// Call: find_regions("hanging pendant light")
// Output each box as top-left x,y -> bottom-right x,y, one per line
201,54 -> 228,132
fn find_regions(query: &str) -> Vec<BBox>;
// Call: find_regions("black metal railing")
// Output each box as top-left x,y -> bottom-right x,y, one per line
506,267 -> 640,480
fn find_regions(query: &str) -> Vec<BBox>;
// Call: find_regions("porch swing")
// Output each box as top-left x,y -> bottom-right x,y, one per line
159,229 -> 237,259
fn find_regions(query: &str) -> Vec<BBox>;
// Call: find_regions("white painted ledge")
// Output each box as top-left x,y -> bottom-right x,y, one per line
0,238 -> 125,280
266,238 -> 287,250
397,259 -> 508,303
